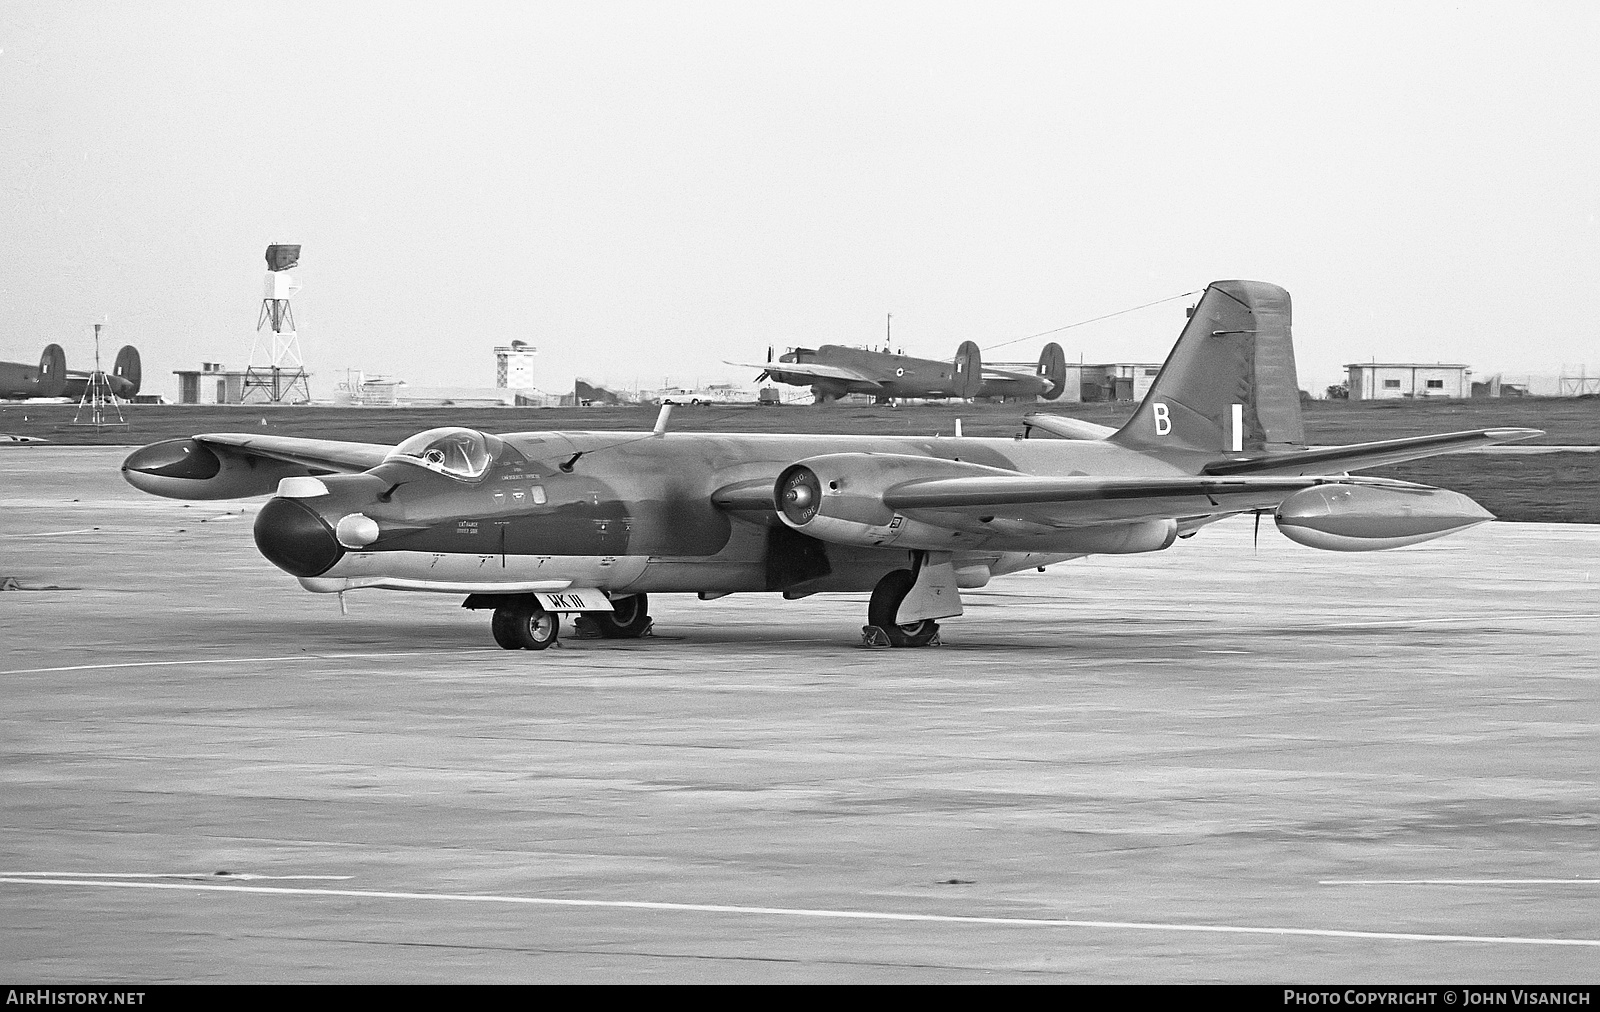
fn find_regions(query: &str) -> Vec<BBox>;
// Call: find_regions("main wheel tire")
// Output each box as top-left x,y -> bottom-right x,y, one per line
593,593 -> 651,639
867,569 -> 939,648
492,598 -> 559,650
491,607 -> 523,650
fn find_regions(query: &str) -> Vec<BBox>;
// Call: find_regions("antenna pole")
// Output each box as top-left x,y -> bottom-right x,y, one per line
71,320 -> 127,428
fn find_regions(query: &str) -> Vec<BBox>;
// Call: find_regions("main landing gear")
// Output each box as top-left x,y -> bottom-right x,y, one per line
572,594 -> 652,639
865,569 -> 940,648
490,597 -> 560,650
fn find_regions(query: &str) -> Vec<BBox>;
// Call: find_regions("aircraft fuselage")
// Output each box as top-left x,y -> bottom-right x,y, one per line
189,429 -> 1186,599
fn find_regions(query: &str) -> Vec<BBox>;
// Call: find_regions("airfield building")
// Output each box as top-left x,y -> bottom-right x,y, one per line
1345,363 -> 1471,400
495,341 -> 538,391
1050,363 -> 1163,404
173,362 -> 247,404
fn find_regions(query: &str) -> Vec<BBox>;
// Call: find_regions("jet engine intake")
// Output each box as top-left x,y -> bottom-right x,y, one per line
1275,483 -> 1494,552
775,452 -> 1014,550
122,438 -> 329,500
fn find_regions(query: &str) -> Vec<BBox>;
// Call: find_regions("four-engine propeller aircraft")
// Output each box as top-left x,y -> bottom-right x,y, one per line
0,344 -> 142,400
122,281 -> 1539,650
731,340 -> 1068,403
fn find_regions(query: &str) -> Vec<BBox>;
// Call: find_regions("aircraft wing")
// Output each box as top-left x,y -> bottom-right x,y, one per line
192,433 -> 393,472
883,474 -> 1331,528
724,360 -> 885,387
1202,428 -> 1544,476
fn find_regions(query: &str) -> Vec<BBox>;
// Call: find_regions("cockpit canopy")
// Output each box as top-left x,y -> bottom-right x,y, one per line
384,427 -> 502,480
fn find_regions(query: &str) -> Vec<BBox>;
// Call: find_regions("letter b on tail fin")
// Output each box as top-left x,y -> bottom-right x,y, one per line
1111,280 -> 1304,455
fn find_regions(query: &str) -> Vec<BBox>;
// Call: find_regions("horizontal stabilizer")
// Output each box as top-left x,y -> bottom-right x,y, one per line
1202,427 -> 1544,476
1023,414 -> 1119,440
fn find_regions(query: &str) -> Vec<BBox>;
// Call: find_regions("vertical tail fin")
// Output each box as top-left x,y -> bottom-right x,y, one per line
953,341 -> 982,399
113,346 -> 142,396
1110,280 -> 1304,455
38,344 -> 67,398
1036,342 -> 1066,400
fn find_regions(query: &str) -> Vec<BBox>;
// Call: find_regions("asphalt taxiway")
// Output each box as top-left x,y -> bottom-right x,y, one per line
2,446 -> 1597,983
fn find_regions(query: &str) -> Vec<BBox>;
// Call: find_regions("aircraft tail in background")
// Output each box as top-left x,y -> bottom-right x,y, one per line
1035,342 -> 1066,400
112,345 -> 142,396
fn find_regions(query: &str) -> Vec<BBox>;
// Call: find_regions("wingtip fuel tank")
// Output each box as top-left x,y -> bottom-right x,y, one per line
1274,483 -> 1494,552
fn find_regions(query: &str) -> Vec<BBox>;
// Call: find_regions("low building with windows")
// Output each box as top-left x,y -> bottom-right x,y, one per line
1344,363 -> 1471,400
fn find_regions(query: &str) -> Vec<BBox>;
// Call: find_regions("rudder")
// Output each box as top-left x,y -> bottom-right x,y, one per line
1036,342 -> 1066,400
952,341 -> 982,399
113,345 -> 142,395
1110,280 -> 1303,455
38,344 -> 67,398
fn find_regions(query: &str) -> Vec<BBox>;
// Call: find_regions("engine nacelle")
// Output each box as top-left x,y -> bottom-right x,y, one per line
775,452 -> 1011,550
1275,483 -> 1494,552
121,438 -> 319,500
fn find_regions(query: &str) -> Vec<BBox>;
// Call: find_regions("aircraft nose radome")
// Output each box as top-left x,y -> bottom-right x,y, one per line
121,439 -> 221,480
254,496 -> 345,578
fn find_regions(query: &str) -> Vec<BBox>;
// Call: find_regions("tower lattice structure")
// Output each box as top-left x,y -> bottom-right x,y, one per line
243,244 -> 311,404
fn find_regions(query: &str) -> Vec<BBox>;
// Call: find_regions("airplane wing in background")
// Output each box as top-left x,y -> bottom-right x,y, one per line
724,360 -> 885,387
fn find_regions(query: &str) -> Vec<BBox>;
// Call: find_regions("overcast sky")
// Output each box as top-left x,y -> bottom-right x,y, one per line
3,1 -> 1597,399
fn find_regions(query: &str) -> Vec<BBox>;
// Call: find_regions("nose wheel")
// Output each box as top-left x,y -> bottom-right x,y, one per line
491,597 -> 560,650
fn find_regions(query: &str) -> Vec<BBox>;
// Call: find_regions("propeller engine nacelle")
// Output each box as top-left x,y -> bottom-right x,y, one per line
775,452 -> 1009,550
1275,483 -> 1494,552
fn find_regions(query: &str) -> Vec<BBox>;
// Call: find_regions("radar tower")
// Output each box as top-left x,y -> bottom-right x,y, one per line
242,244 -> 311,404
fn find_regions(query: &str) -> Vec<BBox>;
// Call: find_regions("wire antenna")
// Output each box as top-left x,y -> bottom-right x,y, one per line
982,290 -> 1202,353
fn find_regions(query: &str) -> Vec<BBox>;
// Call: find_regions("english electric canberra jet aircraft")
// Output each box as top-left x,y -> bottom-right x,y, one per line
122,281 -> 1539,650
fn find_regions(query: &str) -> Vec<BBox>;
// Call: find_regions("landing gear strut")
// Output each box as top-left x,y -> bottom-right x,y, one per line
866,569 -> 940,648
574,593 -> 653,639
491,597 -> 560,650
